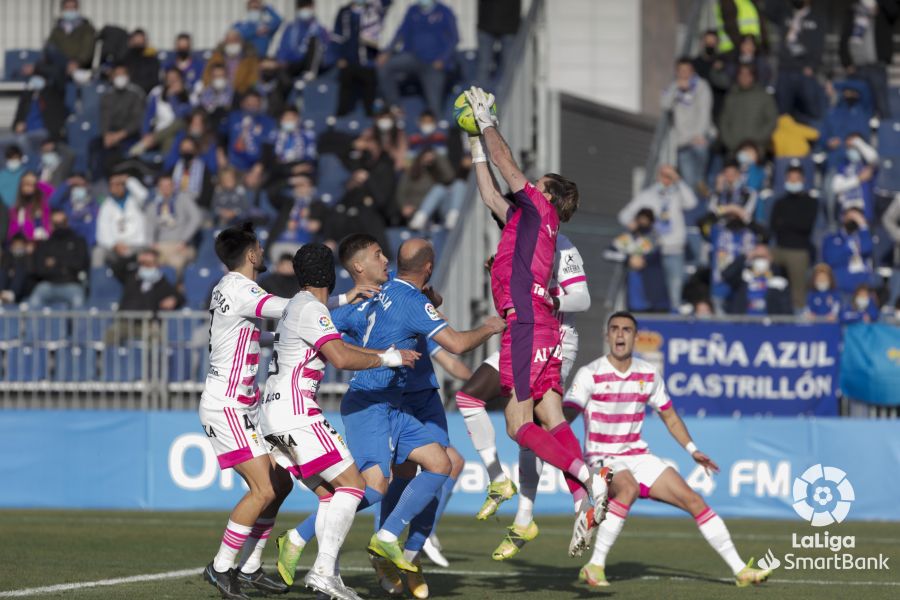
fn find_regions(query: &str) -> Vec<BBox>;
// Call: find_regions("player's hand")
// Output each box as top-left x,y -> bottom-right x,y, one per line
464,86 -> 498,132
347,283 -> 380,303
483,315 -> 506,334
484,255 -> 495,271
423,285 -> 443,308
692,451 -> 719,476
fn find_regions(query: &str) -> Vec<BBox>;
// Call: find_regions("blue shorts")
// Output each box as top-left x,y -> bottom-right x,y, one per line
341,389 -> 438,477
401,388 -> 449,448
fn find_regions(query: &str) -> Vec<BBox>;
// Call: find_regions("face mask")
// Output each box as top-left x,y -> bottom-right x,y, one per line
70,186 -> 88,203
704,45 -> 716,57
246,8 -> 262,21
61,9 -> 79,20
41,152 -> 60,169
212,77 -> 228,91
846,148 -> 862,163
224,43 -> 242,57
297,8 -> 314,20
792,0 -> 806,9
28,76 -> 46,91
637,225 -> 653,235
855,295 -> 870,310
10,246 -> 26,257
737,150 -> 753,166
137,266 -> 161,282
113,75 -> 129,90
130,45 -> 146,55
814,279 -> 829,292
785,181 -> 804,194
179,151 -> 195,162
418,0 -> 435,8
844,95 -> 859,106
5,159 -> 22,171
844,221 -> 860,234
176,49 -> 191,60
261,69 -> 277,82
376,118 -> 394,131
281,120 -> 298,132
751,257 -> 770,274
420,123 -> 437,136
72,69 -> 92,85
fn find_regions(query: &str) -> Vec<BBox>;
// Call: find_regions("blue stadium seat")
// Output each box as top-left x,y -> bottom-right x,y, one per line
456,50 -> 478,86
6,346 -> 48,381
66,118 -> 99,174
399,97 -> 427,131
772,157 -> 815,198
183,264 -> 220,309
166,317 -> 195,343
875,157 -> 900,195
386,227 -> 415,258
160,266 -> 178,284
889,87 -> 900,120
73,312 -> 112,344
0,315 -> 21,341
316,153 -> 350,204
102,345 -> 144,382
196,228 -> 219,264
88,267 -> 122,309
4,49 -> 41,81
167,346 -> 198,382
429,227 -> 449,261
54,346 -> 92,382
877,119 -> 900,158
302,74 -> 339,123
23,315 -> 67,343
334,268 -> 353,295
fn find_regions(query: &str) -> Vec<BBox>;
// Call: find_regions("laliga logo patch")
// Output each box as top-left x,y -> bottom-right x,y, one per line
792,464 -> 855,526
424,303 -> 440,321
318,315 -> 334,330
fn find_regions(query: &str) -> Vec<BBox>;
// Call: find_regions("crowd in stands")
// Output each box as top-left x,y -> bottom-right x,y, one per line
613,0 -> 900,324
0,0 -> 523,315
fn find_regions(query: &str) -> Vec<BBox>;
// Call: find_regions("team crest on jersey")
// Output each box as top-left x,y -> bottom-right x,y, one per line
318,315 -> 336,331
424,303 -> 440,321
638,379 -> 646,392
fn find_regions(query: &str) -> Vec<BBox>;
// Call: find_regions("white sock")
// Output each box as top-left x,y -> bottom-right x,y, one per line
403,548 -> 418,563
514,448 -> 542,527
314,487 -> 363,576
457,397 -> 506,482
376,529 -> 398,543
287,527 -> 305,547
239,517 -> 275,573
315,494 -> 332,546
695,508 -> 745,574
213,519 -> 252,572
589,499 -> 629,566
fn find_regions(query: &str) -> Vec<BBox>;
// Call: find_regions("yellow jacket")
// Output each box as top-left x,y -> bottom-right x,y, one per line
771,114 -> 820,157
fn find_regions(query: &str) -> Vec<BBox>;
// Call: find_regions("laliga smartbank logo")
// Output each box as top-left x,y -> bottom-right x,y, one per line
756,465 -> 890,573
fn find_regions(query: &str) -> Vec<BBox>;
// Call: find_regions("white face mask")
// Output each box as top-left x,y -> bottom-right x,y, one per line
376,118 -> 394,131
41,152 -> 60,169
814,279 -> 829,293
70,187 -> 88,203
281,120 -> 298,132
5,159 -> 22,171
28,76 -> 46,91
246,8 -> 262,21
297,8 -> 314,20
855,295 -> 870,310
72,68 -> 92,85
212,77 -> 228,91
751,257 -> 770,274
113,75 -> 129,89
420,123 -> 437,136
224,43 -> 242,57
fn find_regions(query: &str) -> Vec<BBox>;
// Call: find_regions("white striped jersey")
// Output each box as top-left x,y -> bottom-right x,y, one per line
204,272 -> 288,406
550,233 -> 588,331
260,291 -> 342,433
563,355 -> 672,459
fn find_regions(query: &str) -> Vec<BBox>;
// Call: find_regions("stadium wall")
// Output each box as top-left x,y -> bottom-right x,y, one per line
2,411 -> 898,522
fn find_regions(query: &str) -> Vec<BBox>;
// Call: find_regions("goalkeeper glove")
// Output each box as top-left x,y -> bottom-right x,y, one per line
464,86 -> 498,133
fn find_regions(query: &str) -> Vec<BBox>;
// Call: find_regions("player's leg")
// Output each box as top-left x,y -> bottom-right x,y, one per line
310,463 -> 366,581
534,389 -> 589,507
582,468 -> 639,587
492,447 -> 542,560
276,485 -> 332,587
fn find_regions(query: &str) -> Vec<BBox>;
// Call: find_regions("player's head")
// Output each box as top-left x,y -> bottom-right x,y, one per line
338,233 -> 388,285
293,243 -> 336,294
536,173 -> 579,222
397,238 -> 435,284
606,311 -> 638,361
215,221 -> 266,274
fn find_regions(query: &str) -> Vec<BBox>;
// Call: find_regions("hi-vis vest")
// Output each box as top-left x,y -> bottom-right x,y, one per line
715,0 -> 761,53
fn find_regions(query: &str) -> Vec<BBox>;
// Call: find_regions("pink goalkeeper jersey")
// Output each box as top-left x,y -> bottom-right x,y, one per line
563,356 -> 672,459
491,181 -> 559,323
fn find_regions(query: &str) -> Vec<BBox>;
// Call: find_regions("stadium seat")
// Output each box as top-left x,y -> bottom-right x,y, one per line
386,227 -> 415,258
6,346 -> 48,381
160,266 -> 177,284
456,50 -> 479,86
165,317 -> 195,343
0,315 -> 21,341
877,119 -> 900,158
182,264 -> 219,309
399,96 -> 427,130
316,153 -> 350,202
334,268 -> 353,295
102,345 -> 144,382
167,346 -> 199,382
429,227 -> 449,261
23,314 -> 67,343
3,49 -> 41,81
302,74 -> 339,124
889,87 -> 900,120
72,311 -> 113,345
88,267 -> 122,309
66,118 -> 98,174
54,346 -> 92,382
772,156 -> 815,198
875,157 -> 900,195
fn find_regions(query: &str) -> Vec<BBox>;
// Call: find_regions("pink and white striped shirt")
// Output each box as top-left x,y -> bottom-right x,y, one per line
204,272 -> 288,407
563,355 -> 672,459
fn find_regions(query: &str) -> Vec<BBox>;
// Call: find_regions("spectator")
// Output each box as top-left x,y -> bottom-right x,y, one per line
842,283 -> 880,323
44,0 -> 96,70
7,172 -> 52,243
819,81 -> 873,169
397,147 -> 455,228
831,133 -> 878,222
709,209 -> 759,312
611,208 -> 670,313
692,298 -> 715,317
719,64 -> 777,155
476,0 -> 521,86
57,175 -> 99,247
164,110 -> 219,175
97,64 -> 145,176
333,0 -> 389,116
766,0 -> 826,124
804,263 -> 842,321
710,160 -> 757,219
840,0 -> 898,119
407,110 -> 449,156
378,0 -> 459,115
225,90 -> 275,173
734,140 -> 766,192
211,167 -> 251,227
12,66 -> 67,146
691,30 -> 731,122
122,29 -> 161,95
95,171 -> 148,267
267,173 -> 320,258
726,34 -> 772,87
262,107 -> 317,206
822,207 -> 875,295
163,33 -> 205,90
169,134 -> 215,209
28,210 -> 88,309
258,253 -> 301,298
37,138 -> 75,189
882,191 -> 900,306
769,164 -> 818,310
255,57 -> 292,118
194,64 -> 235,124
373,109 -> 408,171
112,247 -> 182,312
618,164 -> 698,309
204,30 -> 259,96
714,0 -> 765,55
277,0 -> 330,79
145,175 -> 202,275
234,0 -> 283,58
723,243 -> 792,315
0,234 -> 35,304
0,146 -> 27,206
135,68 -> 192,157
771,113 -> 820,158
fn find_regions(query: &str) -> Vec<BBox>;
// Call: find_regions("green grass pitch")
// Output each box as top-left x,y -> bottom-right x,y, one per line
0,510 -> 897,599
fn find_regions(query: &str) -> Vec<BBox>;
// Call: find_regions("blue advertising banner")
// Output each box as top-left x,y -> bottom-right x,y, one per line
634,319 -> 842,416
1,411 -> 898,522
840,323 -> 900,406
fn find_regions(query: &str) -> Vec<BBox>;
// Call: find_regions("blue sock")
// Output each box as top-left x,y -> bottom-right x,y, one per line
405,476 -> 455,551
432,475 -> 456,534
377,475 -> 413,531
380,471 -> 448,538
358,486 -> 383,512
294,487 -> 382,543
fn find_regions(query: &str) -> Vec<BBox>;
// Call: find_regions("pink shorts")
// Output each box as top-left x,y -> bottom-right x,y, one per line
499,315 -> 562,401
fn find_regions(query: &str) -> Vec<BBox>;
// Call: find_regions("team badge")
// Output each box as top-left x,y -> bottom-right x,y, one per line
638,380 -> 646,392
424,303 -> 440,321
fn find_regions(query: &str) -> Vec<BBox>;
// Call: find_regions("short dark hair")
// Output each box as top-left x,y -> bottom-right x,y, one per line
296,0 -> 313,8
636,208 -> 655,223
419,110 -> 436,120
786,165 -> 804,176
277,252 -> 293,263
607,311 -> 638,330
215,222 -> 259,270
176,33 -> 192,42
5,145 -> 23,159
338,233 -> 378,269
541,173 -> 579,222
676,56 -> 693,67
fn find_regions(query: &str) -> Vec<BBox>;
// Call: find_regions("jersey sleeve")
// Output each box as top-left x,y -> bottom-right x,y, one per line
331,302 -> 368,341
407,295 -> 449,340
231,279 -> 288,319
556,241 -> 587,289
426,337 -> 442,357
563,366 -> 593,412
648,366 -> 672,412
298,302 -> 343,351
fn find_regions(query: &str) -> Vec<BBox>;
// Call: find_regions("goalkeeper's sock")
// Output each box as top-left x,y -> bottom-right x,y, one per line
695,507 -> 745,574
515,422 -> 589,485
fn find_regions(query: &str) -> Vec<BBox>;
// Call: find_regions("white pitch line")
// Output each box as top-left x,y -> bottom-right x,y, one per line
2,564 -> 898,597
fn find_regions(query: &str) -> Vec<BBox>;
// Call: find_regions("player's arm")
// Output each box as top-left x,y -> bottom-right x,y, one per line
327,283 -> 381,308
554,243 -> 590,313
239,285 -> 289,319
465,86 -> 528,194
562,365 -> 592,423
431,316 -> 506,355
658,406 -> 719,475
433,348 -> 473,381
470,136 -> 512,222
318,338 -> 418,370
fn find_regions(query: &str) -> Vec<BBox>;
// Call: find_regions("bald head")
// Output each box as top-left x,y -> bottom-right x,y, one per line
397,238 -> 434,278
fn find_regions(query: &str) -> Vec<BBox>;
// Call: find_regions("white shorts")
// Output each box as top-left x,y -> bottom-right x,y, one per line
264,414 -> 354,487
482,329 -> 578,383
588,452 -> 673,498
199,394 -> 269,470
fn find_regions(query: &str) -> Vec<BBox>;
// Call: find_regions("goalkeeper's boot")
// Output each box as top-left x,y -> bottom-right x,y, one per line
367,534 -> 418,572
579,563 -> 610,587
735,558 -> 772,587
368,554 -> 404,596
569,502 -> 596,558
476,478 -> 518,520
275,530 -> 304,586
203,562 -> 249,600
236,566 -> 289,594
591,466 -> 614,525
492,520 -> 539,561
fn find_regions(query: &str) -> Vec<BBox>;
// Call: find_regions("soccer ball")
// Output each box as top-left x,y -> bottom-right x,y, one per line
453,90 -> 497,135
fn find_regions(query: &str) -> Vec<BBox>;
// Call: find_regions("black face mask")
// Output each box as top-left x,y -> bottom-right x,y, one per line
130,45 -> 146,55
725,217 -> 745,231
792,0 -> 806,9
704,46 -> 716,57
261,70 -> 277,82
637,225 -> 653,235
175,49 -> 191,60
844,221 -> 859,234
179,152 -> 195,162
844,96 -> 859,106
